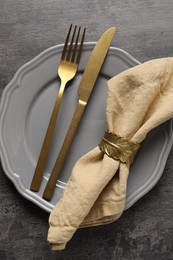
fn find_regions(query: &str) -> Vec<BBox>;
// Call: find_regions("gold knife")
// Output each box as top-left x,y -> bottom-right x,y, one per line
42,27 -> 116,200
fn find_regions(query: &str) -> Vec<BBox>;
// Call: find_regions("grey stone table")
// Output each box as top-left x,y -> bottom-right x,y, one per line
0,1 -> 173,259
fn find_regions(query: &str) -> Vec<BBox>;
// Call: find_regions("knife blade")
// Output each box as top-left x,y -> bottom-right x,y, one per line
42,27 -> 116,200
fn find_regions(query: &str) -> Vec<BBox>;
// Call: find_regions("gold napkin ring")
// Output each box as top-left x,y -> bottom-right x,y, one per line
99,131 -> 140,164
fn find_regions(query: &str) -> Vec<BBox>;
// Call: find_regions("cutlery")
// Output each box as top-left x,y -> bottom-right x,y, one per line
42,27 -> 116,200
30,24 -> 86,192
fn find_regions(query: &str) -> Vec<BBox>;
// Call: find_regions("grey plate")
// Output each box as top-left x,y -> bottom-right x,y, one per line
0,43 -> 173,212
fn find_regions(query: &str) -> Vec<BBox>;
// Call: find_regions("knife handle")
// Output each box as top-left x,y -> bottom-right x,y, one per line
42,99 -> 86,200
30,82 -> 66,192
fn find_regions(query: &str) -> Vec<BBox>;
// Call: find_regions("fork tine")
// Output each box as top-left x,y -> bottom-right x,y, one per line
66,25 -> 77,61
76,27 -> 86,64
61,24 -> 72,61
71,26 -> 81,63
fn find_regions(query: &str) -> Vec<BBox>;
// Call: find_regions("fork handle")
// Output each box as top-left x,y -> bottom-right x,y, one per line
30,81 -> 66,192
42,99 -> 86,200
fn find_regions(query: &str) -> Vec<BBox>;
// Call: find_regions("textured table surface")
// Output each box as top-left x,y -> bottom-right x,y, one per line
0,1 -> 173,259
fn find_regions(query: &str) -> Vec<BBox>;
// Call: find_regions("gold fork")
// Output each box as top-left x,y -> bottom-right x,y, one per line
30,24 -> 86,192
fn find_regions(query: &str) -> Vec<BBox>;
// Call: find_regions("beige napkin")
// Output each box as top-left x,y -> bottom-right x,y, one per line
48,57 -> 173,250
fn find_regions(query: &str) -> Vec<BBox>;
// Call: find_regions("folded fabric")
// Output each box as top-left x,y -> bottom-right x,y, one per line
48,57 -> 173,250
